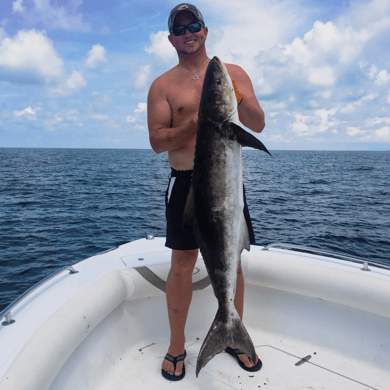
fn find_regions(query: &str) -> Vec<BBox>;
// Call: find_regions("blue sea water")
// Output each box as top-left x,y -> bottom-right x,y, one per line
1,148 -> 389,312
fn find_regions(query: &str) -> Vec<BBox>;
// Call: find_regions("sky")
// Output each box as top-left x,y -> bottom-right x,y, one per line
0,0 -> 390,150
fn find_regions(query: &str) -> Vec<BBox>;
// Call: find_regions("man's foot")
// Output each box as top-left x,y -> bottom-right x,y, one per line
162,345 -> 185,378
226,346 -> 262,371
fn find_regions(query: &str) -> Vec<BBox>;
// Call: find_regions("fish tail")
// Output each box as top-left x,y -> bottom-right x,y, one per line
196,307 -> 256,377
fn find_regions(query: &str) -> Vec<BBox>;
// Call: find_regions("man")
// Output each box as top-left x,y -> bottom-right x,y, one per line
147,3 -> 265,381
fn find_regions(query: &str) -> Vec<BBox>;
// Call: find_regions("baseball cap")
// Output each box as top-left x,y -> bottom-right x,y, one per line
168,3 -> 205,34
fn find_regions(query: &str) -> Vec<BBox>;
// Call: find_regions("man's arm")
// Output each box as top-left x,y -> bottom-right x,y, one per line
147,78 -> 197,154
228,65 -> 265,133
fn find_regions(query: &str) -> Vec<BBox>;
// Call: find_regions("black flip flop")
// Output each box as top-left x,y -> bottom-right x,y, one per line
161,350 -> 186,381
225,346 -> 262,372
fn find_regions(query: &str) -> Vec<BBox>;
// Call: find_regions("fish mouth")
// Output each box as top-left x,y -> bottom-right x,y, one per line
212,56 -> 224,71
211,56 -> 230,80
213,56 -> 222,65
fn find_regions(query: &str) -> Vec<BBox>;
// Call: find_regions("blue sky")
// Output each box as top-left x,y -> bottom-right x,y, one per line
0,0 -> 390,150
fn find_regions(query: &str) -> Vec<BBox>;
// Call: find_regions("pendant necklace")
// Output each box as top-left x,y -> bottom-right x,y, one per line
178,58 -> 209,81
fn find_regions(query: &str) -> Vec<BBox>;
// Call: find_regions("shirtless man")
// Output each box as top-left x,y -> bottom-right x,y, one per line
147,3 -> 265,381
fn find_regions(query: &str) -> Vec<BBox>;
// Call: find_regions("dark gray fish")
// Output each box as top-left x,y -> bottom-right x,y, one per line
183,56 -> 271,377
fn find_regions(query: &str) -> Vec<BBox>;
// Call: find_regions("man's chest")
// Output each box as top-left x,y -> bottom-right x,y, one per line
168,76 -> 205,117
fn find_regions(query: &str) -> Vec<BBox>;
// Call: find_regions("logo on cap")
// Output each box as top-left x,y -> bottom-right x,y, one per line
178,4 -> 189,10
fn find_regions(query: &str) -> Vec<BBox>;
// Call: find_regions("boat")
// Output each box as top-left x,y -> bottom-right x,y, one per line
1,236 -> 389,389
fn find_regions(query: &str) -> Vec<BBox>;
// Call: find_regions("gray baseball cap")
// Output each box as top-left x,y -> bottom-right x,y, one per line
168,3 -> 205,34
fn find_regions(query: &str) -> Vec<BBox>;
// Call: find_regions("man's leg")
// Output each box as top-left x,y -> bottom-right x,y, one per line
162,248 -> 199,377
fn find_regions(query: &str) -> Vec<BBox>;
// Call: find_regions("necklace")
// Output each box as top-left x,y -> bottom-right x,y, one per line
178,58 -> 209,81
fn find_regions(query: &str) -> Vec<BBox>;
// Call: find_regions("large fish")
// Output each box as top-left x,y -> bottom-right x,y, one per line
183,56 -> 271,377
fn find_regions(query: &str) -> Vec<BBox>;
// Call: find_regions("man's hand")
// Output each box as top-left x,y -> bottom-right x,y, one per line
188,112 -> 198,135
227,65 -> 265,133
232,79 -> 243,105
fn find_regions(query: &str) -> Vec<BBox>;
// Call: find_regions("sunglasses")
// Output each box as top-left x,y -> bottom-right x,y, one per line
172,22 -> 202,36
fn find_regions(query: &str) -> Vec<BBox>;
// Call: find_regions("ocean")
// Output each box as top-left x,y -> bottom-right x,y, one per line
1,148 -> 389,312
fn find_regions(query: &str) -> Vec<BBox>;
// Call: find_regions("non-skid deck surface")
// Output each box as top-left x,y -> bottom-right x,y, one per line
94,331 -> 384,390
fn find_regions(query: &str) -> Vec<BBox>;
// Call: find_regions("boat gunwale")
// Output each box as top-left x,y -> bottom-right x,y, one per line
1,240 -> 389,328
263,242 -> 390,271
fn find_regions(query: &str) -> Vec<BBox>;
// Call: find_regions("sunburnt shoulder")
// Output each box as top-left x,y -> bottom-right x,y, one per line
224,63 -> 265,133
224,63 -> 254,94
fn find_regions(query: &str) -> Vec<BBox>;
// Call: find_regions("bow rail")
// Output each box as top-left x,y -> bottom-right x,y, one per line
1,266 -> 79,327
262,243 -> 390,272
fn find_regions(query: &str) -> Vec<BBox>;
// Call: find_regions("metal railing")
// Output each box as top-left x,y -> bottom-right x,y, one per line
262,243 -> 390,272
0,266 -> 79,326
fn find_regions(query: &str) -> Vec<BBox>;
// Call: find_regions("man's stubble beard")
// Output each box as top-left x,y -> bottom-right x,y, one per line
178,40 -> 205,57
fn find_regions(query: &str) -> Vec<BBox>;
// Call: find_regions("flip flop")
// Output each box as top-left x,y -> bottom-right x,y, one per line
161,350 -> 186,381
225,346 -> 262,372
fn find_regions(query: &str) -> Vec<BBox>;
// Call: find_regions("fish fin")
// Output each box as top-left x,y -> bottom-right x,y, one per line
183,182 -> 195,229
241,215 -> 251,252
196,307 -> 256,377
231,122 -> 272,156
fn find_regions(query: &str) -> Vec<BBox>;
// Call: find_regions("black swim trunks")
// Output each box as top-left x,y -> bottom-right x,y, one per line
165,168 -> 256,250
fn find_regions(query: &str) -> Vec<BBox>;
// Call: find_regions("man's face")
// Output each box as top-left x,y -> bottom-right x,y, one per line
168,11 -> 208,56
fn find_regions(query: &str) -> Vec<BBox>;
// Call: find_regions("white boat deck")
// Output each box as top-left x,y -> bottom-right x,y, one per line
1,238 -> 389,390
50,281 -> 389,390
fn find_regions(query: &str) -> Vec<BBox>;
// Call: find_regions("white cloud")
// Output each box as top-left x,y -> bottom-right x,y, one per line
29,0 -> 89,31
12,0 -> 24,13
343,0 -> 390,30
292,113 -> 309,136
375,70 -> 390,86
355,126 -> 390,143
266,134 -> 291,144
375,126 -> 390,141
307,66 -> 336,87
134,65 -> 151,89
0,29 -> 65,80
91,93 -> 113,109
44,109 -> 83,131
85,44 -> 107,69
65,109 -> 80,122
0,28 -> 7,41
202,0 -> 308,67
236,0 -> 390,107
290,109 -> 338,138
319,90 -> 332,99
365,117 -> 390,126
49,70 -> 87,97
347,127 -> 366,136
134,103 -> 147,114
126,103 -> 147,130
146,31 -> 176,62
278,0 -> 390,90
66,70 -> 86,89
282,20 -> 370,87
315,108 -> 338,132
91,114 -> 109,121
45,112 -> 63,131
340,94 -> 376,114
368,65 -> 378,79
0,30 -> 88,96
14,106 -> 41,120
